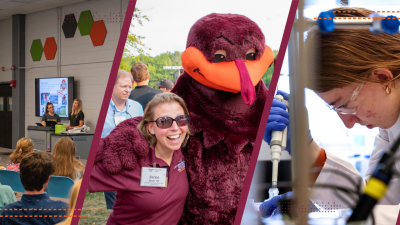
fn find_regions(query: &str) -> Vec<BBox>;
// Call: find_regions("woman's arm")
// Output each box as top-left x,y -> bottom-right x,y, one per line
68,120 -> 84,129
41,121 -> 46,126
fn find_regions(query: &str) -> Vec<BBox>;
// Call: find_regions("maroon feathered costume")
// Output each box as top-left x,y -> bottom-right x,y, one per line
94,13 -> 271,224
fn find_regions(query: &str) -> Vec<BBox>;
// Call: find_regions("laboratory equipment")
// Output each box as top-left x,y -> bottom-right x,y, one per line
269,94 -> 289,199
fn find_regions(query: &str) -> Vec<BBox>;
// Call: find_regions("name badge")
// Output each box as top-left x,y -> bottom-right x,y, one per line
114,116 -> 126,126
140,167 -> 167,187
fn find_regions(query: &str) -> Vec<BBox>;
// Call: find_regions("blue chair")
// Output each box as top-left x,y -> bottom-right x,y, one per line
46,176 -> 74,198
0,170 -> 25,192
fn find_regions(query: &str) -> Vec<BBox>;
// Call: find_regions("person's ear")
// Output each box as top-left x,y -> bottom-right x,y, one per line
147,74 -> 150,80
370,69 -> 394,90
147,122 -> 154,135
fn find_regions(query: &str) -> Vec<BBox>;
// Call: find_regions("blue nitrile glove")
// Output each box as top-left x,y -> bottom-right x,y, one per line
259,192 -> 293,218
259,192 -> 319,218
264,91 -> 291,153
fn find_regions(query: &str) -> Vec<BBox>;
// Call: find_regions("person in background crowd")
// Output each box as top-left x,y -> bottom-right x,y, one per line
1,151 -> 68,225
156,79 -> 174,92
0,185 -> 16,209
67,99 -> 84,130
41,103 -> 61,126
101,70 -> 144,209
129,62 -> 163,110
52,137 -> 85,182
7,138 -> 34,171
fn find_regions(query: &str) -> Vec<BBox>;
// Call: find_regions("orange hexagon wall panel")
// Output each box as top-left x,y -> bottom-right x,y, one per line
90,20 -> 107,47
43,37 -> 57,60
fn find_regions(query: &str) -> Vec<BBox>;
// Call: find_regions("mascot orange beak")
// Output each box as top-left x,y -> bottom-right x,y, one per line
181,45 -> 273,105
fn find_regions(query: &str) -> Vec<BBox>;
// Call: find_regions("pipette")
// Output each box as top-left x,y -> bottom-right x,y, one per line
268,94 -> 289,200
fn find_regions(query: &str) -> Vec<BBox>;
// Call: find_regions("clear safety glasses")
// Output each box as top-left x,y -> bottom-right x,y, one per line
326,82 -> 364,115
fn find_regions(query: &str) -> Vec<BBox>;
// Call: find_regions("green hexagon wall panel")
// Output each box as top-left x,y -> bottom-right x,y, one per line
30,39 -> 43,62
78,10 -> 94,36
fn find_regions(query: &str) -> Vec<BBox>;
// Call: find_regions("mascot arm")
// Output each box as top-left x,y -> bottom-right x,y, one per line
94,117 -> 149,175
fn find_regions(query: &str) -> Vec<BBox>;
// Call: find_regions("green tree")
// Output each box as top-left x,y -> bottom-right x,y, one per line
120,8 -> 152,72
262,50 -> 279,88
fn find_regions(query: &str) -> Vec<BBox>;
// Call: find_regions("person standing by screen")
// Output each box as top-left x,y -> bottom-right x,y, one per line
41,103 -> 61,126
67,99 -> 84,130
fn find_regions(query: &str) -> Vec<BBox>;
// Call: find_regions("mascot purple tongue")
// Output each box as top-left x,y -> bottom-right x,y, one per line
173,13 -> 273,224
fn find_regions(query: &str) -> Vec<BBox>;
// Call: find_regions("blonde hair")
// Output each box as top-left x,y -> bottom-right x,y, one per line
116,70 -> 133,84
56,179 -> 82,225
137,92 -> 191,147
306,7 -> 400,92
9,138 -> 34,164
71,99 -> 83,116
53,137 -> 84,181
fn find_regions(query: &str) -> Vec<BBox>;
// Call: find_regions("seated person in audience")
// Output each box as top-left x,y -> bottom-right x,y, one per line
0,185 -> 16,209
56,179 -> 82,225
52,137 -> 84,182
7,137 -> 34,171
1,151 -> 68,225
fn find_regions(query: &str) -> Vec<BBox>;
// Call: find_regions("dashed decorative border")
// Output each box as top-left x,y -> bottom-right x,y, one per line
0,208 -> 106,211
314,17 -> 399,19
1,215 -> 87,218
314,10 -> 400,19
333,10 -> 400,13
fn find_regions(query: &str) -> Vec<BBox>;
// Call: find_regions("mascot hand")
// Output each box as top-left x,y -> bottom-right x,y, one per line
95,117 -> 149,174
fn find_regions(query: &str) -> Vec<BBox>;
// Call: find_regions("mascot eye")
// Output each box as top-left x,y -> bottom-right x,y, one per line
246,48 -> 256,61
213,50 -> 226,63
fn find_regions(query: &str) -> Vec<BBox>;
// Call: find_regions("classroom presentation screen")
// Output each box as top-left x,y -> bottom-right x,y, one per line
35,77 -> 74,117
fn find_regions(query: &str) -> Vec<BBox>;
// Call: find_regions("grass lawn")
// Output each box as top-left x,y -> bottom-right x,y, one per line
78,191 -> 110,225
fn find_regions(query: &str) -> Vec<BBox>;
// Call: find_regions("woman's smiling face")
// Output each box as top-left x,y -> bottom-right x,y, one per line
147,102 -> 188,152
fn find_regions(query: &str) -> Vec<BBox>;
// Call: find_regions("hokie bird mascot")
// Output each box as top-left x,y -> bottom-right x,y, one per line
94,13 -> 273,224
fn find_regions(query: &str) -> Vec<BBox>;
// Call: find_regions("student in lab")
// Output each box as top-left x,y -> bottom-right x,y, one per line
41,102 -> 61,126
67,99 -> 84,130
89,92 -> 190,224
263,8 -> 400,224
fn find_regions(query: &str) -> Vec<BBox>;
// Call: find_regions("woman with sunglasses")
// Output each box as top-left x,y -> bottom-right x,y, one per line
89,92 -> 190,225
41,102 -> 61,126
262,8 -> 400,223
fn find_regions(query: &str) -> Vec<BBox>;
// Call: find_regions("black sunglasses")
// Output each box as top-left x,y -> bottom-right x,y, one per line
149,115 -> 189,129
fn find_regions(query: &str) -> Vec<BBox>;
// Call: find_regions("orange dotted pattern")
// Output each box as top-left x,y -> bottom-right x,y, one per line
314,10 -> 400,20
0,208 -> 106,211
0,208 -> 107,217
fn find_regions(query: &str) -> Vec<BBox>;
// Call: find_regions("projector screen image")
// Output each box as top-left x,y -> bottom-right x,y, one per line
35,77 -> 74,117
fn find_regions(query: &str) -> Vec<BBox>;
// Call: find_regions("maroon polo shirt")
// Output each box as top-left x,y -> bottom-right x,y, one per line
88,148 -> 188,225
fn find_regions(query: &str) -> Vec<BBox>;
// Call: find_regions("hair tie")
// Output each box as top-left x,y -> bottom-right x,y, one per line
19,148 -> 22,152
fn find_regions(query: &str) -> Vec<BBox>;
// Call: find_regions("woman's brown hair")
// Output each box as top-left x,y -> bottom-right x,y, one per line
53,137 -> 85,181
137,92 -> 191,147
306,7 -> 400,92
45,102 -> 54,114
9,138 -> 34,164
